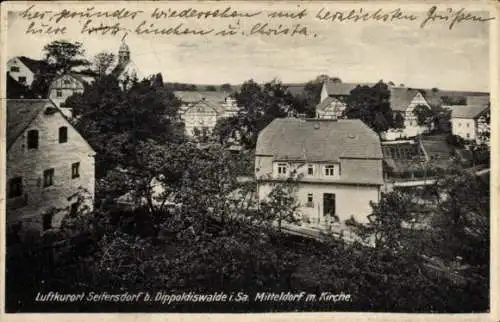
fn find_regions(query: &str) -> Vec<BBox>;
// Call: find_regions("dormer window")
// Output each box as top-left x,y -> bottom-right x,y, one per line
277,163 -> 288,175
27,130 -> 39,149
56,90 -> 62,97
59,126 -> 68,143
324,164 -> 336,176
307,164 -> 314,176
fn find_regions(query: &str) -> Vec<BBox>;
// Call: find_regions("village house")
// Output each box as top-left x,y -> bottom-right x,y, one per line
48,72 -> 96,117
175,91 -> 238,138
6,99 -> 96,236
317,81 -> 433,140
255,117 -> 384,226
7,56 -> 49,86
451,96 -> 490,144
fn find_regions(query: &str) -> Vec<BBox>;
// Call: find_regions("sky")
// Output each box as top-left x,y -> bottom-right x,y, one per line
5,2 -> 493,92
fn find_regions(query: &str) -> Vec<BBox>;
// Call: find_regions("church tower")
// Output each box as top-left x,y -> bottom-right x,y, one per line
118,42 -> 130,66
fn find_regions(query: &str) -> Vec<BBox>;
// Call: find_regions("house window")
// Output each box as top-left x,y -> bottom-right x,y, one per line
466,123 -> 470,128
43,168 -> 54,187
71,162 -> 80,179
307,193 -> 313,203
42,213 -> 53,231
307,164 -> 314,176
59,126 -> 68,143
324,164 -> 336,176
10,66 -> 20,72
8,177 -> 23,198
64,79 -> 71,85
27,129 -> 39,149
277,163 -> 288,175
18,76 -> 27,84
466,133 -> 470,139
70,202 -> 79,215
56,90 -> 62,97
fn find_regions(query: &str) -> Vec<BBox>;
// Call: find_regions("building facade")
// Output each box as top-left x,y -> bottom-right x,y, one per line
7,56 -> 49,86
175,91 -> 238,138
110,42 -> 143,86
48,73 -> 95,117
6,99 -> 96,235
255,118 -> 384,225
451,103 -> 490,144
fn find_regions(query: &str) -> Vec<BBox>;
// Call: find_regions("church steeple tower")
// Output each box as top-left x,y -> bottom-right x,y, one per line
118,41 -> 130,65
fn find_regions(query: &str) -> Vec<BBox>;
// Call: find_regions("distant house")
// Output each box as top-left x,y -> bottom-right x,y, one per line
255,118 -> 384,225
385,87 -> 433,139
175,91 -> 238,138
451,97 -> 490,144
48,73 -> 96,117
317,81 -> 373,119
7,56 -> 49,86
6,99 -> 96,236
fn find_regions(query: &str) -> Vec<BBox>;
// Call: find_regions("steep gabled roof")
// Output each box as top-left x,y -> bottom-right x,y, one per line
451,105 -> 489,119
7,99 -> 51,149
389,87 -> 428,111
256,118 -> 383,160
17,56 -> 49,74
6,99 -> 95,153
179,99 -> 223,115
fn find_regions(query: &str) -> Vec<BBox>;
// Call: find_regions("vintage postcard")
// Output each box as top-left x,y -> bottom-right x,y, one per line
0,0 -> 498,321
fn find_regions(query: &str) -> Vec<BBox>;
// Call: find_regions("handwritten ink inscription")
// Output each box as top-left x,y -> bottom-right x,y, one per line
18,4 -> 495,40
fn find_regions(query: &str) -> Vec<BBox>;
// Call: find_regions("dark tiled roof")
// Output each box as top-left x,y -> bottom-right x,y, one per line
17,56 -> 49,74
7,99 -> 53,149
256,118 -> 383,161
451,105 -> 489,119
389,87 -> 426,111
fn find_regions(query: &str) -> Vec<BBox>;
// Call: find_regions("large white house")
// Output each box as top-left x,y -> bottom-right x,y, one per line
451,96 -> 490,144
255,118 -> 384,225
6,99 -> 96,237
175,91 -> 238,138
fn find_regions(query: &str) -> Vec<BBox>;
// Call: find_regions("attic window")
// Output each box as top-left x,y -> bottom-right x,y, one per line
59,126 -> 68,143
27,130 -> 39,149
64,79 -> 71,85
10,66 -> 20,72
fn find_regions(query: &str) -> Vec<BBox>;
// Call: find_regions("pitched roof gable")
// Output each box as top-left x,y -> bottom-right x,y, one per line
389,87 -> 428,111
6,99 -> 95,153
256,118 -> 383,161
17,56 -> 49,74
451,105 -> 489,119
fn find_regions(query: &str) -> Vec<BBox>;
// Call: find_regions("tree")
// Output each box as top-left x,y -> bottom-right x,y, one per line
393,112 -> 405,129
205,85 -> 217,91
344,81 -> 394,133
65,74 -> 183,177
214,80 -> 295,149
43,40 -> 90,74
93,51 -> 115,76
413,104 -> 434,131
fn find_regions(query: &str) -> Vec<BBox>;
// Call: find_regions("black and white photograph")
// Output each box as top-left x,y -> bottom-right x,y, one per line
1,0 -> 497,318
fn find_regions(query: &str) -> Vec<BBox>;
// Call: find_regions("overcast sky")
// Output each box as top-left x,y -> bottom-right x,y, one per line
6,2 -> 492,91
